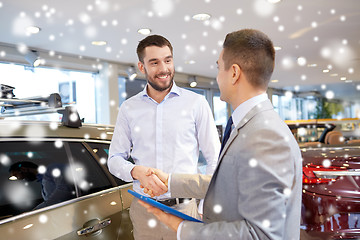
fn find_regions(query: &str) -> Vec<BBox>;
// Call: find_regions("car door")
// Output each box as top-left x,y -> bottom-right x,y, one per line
85,141 -> 134,240
0,140 -> 128,240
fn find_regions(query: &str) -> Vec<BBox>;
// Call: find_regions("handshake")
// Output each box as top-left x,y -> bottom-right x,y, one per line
131,166 -> 169,197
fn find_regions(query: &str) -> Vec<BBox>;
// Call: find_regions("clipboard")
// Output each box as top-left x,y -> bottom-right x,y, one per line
128,189 -> 203,223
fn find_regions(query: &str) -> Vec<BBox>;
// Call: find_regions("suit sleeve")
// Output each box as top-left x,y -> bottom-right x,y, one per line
170,173 -> 212,199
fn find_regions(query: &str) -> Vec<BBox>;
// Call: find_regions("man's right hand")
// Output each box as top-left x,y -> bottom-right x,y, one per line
131,166 -> 168,196
142,169 -> 169,197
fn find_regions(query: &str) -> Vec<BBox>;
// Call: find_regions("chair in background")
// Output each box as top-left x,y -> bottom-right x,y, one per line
324,131 -> 344,145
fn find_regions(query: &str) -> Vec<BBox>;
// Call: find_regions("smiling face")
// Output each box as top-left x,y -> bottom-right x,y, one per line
138,45 -> 175,95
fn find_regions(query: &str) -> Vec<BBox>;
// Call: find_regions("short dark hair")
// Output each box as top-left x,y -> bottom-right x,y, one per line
136,35 -> 173,63
222,29 -> 275,89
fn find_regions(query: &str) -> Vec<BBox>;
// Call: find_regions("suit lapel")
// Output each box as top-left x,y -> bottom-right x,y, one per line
218,99 -> 274,163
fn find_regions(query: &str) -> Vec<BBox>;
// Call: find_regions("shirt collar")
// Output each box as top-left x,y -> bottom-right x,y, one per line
232,93 -> 268,128
141,81 -> 180,101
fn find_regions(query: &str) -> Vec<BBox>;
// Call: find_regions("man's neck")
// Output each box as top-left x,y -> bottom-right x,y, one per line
231,89 -> 266,110
147,85 -> 171,103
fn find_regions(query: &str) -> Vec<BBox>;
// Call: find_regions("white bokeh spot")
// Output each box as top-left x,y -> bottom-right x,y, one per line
283,188 -> 291,197
69,113 -> 78,122
54,140 -> 63,148
100,132 -> 107,139
325,91 -> 334,99
39,214 -> 48,224
134,126 -> 141,133
285,91 -> 293,99
253,0 -> 275,17
52,168 -> 61,178
262,219 -> 271,228
100,157 -> 107,165
213,204 -> 222,214
298,128 -> 307,136
322,159 -> 331,168
297,57 -> 307,66
152,0 -> 174,17
281,57 -> 294,69
38,165 -> 47,174
249,158 -> 258,167
0,154 -> 11,166
148,218 -> 157,228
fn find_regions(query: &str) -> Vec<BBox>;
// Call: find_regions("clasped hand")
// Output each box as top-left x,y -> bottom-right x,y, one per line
131,166 -> 169,197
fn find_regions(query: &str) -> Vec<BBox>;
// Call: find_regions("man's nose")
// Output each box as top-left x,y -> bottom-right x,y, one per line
158,62 -> 167,72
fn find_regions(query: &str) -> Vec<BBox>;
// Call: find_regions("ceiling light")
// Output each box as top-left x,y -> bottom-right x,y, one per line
192,13 -> 211,21
26,26 -> 41,34
297,57 -> 307,66
340,77 -> 346,81
25,50 -> 41,67
267,0 -> 281,3
271,79 -> 279,83
185,60 -> 196,64
307,64 -> 317,67
137,28 -> 152,35
91,41 -> 107,46
322,69 -> 330,73
274,46 -> 282,51
127,66 -> 137,81
330,73 -> 338,77
188,76 -> 197,88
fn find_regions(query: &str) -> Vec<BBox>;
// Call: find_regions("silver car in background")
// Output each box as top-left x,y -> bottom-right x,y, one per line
0,90 -> 134,239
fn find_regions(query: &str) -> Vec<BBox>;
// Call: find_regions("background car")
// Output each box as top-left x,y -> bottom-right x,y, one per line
0,93 -> 134,239
287,120 -> 360,239
300,144 -> 360,239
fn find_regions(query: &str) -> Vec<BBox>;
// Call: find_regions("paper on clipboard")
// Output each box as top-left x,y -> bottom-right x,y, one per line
128,189 -> 203,223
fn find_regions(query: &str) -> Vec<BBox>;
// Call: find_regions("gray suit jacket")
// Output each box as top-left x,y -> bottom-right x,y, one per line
171,99 -> 302,240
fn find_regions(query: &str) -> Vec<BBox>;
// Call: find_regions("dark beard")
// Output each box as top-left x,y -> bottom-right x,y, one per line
148,77 -> 174,92
145,67 -> 175,92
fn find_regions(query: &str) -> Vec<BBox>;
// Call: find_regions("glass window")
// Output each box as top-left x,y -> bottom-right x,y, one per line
86,142 -> 129,186
186,88 -> 206,96
272,94 -> 280,114
124,78 -> 147,99
213,91 -> 227,128
0,62 -> 96,123
67,142 -> 113,196
0,141 -> 76,220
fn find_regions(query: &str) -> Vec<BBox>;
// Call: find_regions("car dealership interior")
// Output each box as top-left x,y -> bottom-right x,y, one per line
1,0 -> 360,239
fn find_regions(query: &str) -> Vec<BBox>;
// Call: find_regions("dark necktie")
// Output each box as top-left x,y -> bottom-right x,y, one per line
220,116 -> 233,154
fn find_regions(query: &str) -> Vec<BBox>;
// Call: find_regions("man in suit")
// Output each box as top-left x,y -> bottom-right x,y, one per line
140,29 -> 302,240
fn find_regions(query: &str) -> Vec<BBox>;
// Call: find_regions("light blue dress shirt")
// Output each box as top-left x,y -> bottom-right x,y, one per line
108,82 -> 220,199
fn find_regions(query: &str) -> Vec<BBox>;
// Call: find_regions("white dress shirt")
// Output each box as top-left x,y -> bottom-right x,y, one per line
108,82 -> 220,199
231,93 -> 269,131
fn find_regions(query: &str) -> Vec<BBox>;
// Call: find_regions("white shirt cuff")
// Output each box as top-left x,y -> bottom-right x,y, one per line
176,220 -> 185,240
168,173 -> 172,194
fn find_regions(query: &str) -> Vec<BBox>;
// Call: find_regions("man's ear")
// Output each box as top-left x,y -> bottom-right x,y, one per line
138,61 -> 145,74
231,64 -> 241,85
